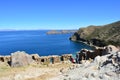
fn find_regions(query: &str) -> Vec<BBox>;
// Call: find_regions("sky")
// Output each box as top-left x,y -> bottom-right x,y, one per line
0,0 -> 120,30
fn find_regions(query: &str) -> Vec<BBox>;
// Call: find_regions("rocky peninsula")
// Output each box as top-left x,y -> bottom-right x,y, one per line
70,21 -> 120,47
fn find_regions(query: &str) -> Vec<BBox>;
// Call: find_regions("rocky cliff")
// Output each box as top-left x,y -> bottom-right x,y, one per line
70,21 -> 120,47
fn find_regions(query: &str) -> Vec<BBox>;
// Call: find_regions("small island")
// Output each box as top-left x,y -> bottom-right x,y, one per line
46,30 -> 77,34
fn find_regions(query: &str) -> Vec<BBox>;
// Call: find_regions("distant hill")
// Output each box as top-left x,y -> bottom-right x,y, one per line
70,21 -> 120,47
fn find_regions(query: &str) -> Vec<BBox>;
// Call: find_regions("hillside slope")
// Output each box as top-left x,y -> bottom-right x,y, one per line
70,21 -> 120,47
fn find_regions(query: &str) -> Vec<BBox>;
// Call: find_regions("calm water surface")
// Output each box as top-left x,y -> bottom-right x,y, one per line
0,30 -> 91,56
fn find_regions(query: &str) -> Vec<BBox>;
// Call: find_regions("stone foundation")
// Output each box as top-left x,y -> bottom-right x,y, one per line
0,51 -> 73,67
61,54 -> 72,61
76,45 -> 119,63
0,56 -> 11,62
51,56 -> 61,64
39,56 -> 51,64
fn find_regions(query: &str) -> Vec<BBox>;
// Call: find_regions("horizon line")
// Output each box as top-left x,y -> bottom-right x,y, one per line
0,29 -> 78,31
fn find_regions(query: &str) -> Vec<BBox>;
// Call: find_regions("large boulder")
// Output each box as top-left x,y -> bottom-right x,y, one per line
11,51 -> 33,67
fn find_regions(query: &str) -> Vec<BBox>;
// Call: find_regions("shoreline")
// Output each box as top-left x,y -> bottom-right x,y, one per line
70,40 -> 97,49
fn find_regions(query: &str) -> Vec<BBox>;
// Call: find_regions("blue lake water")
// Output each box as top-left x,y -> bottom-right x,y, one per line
0,30 -> 91,56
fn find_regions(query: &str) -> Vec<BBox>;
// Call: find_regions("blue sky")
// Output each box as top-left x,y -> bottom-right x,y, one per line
0,0 -> 120,30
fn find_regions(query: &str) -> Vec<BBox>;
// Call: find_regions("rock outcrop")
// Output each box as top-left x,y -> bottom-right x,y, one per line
11,51 -> 33,67
70,21 -> 120,47
94,51 -> 120,76
50,47 -> 120,80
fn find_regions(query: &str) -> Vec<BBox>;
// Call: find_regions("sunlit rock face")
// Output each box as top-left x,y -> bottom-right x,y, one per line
11,51 -> 33,67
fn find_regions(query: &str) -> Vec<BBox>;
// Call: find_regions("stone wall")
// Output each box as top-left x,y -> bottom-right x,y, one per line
76,45 -> 119,63
39,56 -> 51,65
31,54 -> 40,63
0,55 -> 11,62
1,45 -> 118,67
77,48 -> 104,61
61,54 -> 72,61
51,56 -> 61,64
0,51 -> 73,67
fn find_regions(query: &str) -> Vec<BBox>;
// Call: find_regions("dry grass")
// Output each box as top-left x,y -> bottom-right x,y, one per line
26,73 -> 55,80
0,62 -> 29,77
0,62 -> 74,80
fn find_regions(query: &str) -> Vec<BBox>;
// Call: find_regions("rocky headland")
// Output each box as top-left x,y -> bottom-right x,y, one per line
70,21 -> 120,47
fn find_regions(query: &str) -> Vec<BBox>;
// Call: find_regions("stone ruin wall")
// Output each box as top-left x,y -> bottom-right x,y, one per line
76,45 -> 120,62
31,54 -> 72,64
0,55 -> 11,63
1,45 -> 119,66
0,53 -> 72,65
